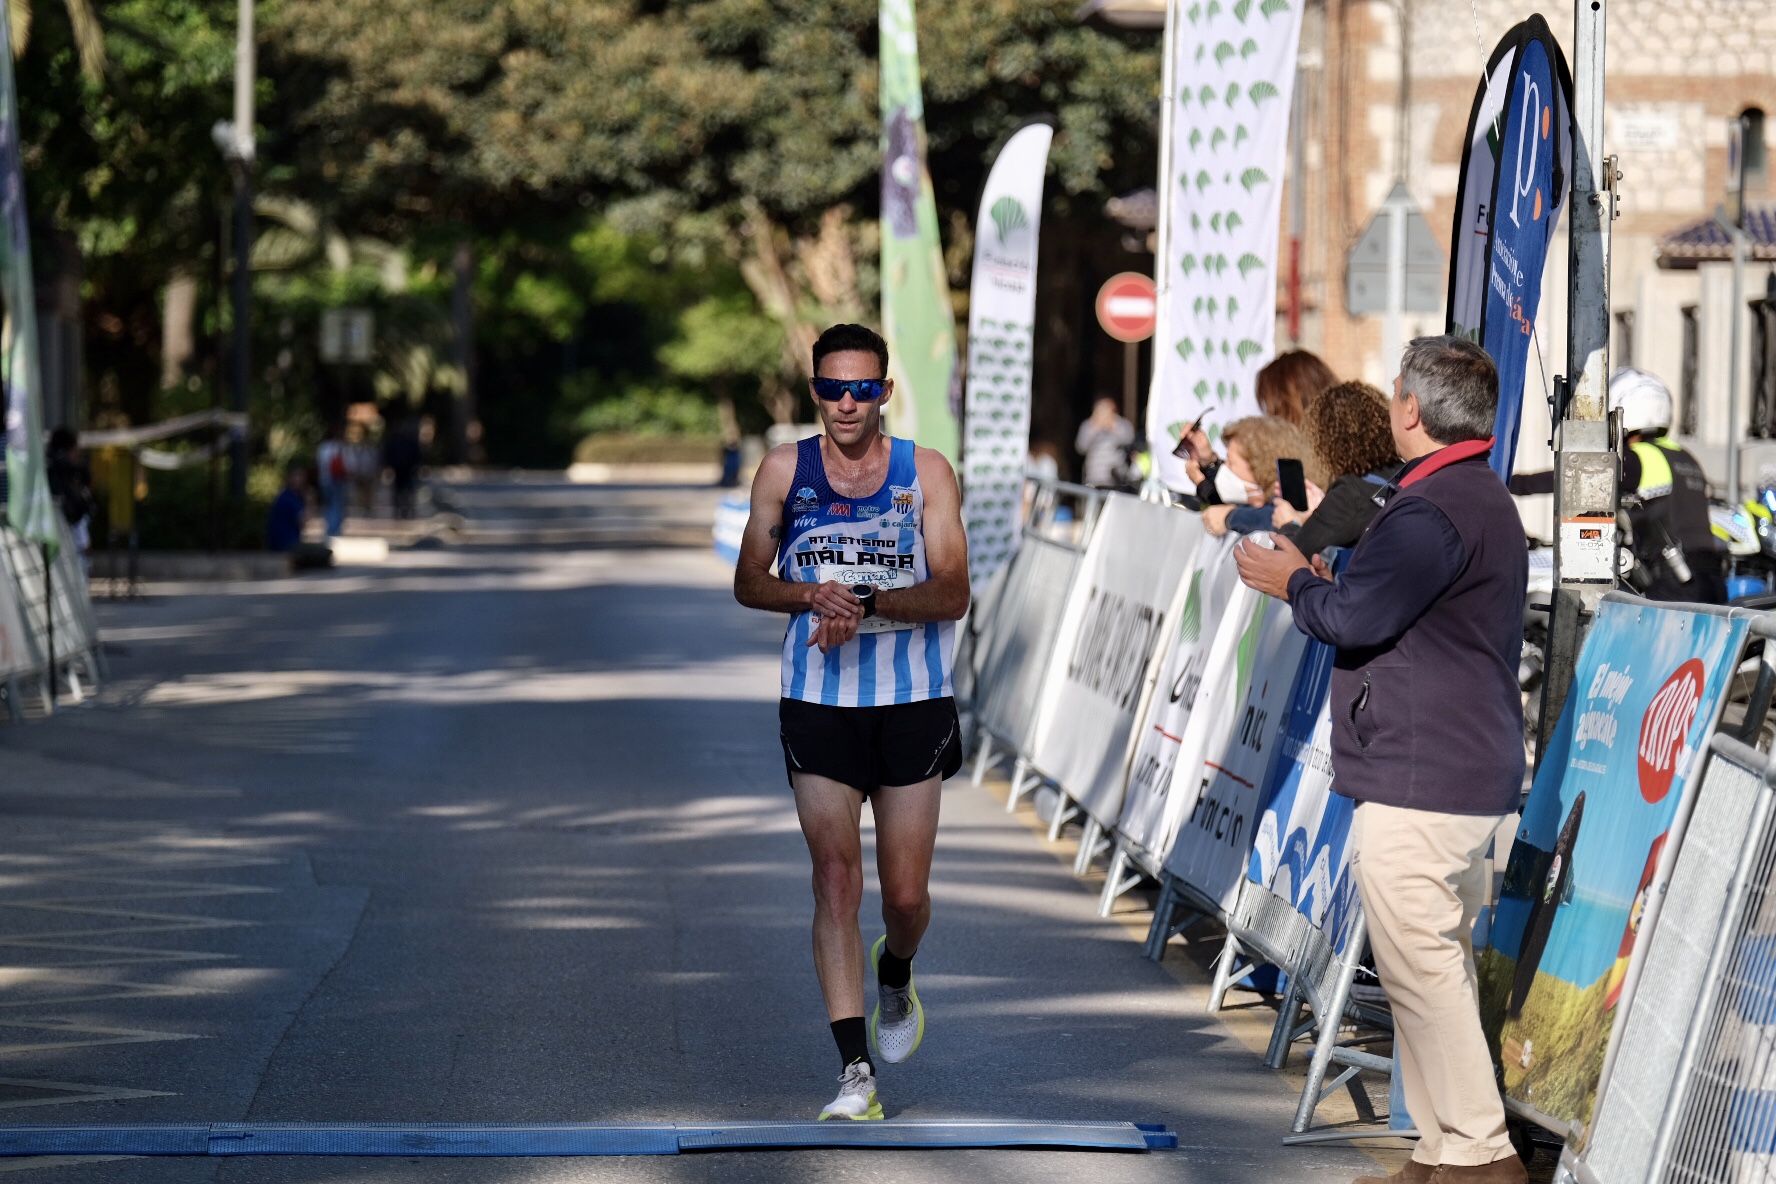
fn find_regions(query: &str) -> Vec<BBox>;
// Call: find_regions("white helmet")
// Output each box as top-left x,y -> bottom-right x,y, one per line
1609,368 -> 1674,436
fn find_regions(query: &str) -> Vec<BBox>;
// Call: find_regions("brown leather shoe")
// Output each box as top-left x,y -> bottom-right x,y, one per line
1353,1160 -> 1435,1184
1429,1157 -> 1529,1184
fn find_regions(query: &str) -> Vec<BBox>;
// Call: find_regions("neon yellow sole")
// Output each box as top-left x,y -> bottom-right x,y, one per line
818,1093 -> 885,1121
869,935 -> 926,1063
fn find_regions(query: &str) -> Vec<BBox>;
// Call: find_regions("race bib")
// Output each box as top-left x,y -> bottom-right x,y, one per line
815,564 -> 918,634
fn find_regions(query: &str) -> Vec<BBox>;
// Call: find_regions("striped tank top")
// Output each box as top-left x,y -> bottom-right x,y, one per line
778,435 -> 955,707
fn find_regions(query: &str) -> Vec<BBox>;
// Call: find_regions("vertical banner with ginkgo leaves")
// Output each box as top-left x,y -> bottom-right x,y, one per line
962,122 -> 1053,591
880,0 -> 960,462
1148,0 -> 1304,493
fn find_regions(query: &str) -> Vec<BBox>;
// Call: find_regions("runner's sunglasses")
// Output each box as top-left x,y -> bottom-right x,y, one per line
812,377 -> 888,402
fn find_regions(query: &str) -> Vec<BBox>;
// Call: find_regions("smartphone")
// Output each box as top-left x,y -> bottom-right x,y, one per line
1171,412 -> 1209,461
1278,457 -> 1309,512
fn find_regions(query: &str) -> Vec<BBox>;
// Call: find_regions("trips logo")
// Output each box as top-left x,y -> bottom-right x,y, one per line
1637,659 -> 1705,803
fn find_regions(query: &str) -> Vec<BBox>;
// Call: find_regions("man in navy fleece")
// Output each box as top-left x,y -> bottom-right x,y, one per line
1233,335 -> 1528,1184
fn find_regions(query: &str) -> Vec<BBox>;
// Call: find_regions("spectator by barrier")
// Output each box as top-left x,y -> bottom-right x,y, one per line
954,481 -> 1776,1157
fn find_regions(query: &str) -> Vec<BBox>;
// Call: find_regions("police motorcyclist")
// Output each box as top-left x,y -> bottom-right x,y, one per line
1509,368 -> 1726,604
1611,368 -> 1727,604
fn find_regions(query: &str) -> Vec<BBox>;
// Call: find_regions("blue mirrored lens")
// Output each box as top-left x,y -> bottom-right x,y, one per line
814,378 -> 885,402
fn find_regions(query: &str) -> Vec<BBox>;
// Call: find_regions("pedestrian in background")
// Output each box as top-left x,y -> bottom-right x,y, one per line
1271,380 -> 1400,556
382,407 -> 423,520
1233,336 -> 1529,1184
46,427 -> 94,569
1075,397 -> 1134,489
266,463 -> 309,553
316,423 -> 349,537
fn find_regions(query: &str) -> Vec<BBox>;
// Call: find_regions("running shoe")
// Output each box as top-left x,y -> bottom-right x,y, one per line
869,934 -> 925,1064
817,1060 -> 884,1121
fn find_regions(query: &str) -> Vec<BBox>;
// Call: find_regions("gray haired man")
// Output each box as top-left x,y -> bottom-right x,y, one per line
1234,336 -> 1529,1183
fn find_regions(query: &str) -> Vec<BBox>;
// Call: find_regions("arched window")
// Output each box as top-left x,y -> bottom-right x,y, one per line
1742,107 -> 1767,188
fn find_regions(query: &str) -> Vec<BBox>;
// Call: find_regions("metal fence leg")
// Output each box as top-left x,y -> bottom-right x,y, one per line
1047,795 -> 1080,844
1099,842 -> 1144,919
1144,877 -> 1180,960
1073,816 -> 1102,876
970,735 -> 995,789
1005,758 -> 1033,813
1292,913 -> 1368,1134
1265,978 -> 1306,1069
1207,933 -> 1249,1011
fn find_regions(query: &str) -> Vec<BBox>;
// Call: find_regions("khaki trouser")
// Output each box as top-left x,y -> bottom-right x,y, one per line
1351,801 -> 1514,1167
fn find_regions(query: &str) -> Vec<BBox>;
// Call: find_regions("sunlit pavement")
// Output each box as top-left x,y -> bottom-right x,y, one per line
0,477 -> 1376,1182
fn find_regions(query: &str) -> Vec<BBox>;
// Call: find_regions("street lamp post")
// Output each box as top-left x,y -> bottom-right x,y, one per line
212,0 -> 255,499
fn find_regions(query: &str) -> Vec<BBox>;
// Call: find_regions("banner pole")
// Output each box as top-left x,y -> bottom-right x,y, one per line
42,541 -> 54,709
1538,0 -> 1616,755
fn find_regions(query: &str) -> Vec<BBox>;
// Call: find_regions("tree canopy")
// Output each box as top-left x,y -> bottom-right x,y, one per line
17,0 -> 1161,463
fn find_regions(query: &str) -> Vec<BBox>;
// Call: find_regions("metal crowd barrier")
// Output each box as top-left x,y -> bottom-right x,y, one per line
968,478 -> 1108,815
0,520 -> 103,718
1562,730 -> 1776,1184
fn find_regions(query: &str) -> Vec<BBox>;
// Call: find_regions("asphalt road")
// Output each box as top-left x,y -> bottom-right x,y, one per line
0,478 -> 1377,1182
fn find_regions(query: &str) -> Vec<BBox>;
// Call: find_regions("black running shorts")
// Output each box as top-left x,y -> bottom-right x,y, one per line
779,697 -> 964,794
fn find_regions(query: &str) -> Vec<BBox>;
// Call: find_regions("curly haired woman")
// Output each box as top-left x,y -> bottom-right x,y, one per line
1270,380 -> 1400,555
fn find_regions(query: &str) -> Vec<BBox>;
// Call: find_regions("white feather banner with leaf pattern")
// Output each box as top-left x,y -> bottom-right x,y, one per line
962,122 -> 1052,591
1147,0 -> 1304,492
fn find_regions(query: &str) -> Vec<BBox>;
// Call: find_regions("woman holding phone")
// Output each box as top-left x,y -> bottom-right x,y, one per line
1196,416 -> 1322,537
1269,380 -> 1400,555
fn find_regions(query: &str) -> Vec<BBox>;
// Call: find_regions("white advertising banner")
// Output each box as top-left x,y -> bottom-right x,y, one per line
973,533 -> 1084,754
963,123 -> 1053,591
1163,594 -> 1308,912
1030,496 -> 1203,822
1147,0 -> 1305,491
1119,577 -> 1295,866
1118,535 -> 1240,841
0,535 -> 33,679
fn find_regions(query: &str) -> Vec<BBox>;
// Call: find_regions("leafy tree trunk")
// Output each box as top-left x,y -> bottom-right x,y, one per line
161,270 -> 199,391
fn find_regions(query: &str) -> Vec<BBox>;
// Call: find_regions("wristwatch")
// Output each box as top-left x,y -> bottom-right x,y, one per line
849,583 -> 878,619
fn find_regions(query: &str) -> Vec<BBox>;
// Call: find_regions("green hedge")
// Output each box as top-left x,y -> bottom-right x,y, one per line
572,433 -> 724,465
119,463 -> 280,552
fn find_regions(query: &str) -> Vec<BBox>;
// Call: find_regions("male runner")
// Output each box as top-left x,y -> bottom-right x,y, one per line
734,323 -> 970,1121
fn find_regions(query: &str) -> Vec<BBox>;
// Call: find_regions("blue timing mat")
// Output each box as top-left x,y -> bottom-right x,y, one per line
0,1120 -> 1178,1157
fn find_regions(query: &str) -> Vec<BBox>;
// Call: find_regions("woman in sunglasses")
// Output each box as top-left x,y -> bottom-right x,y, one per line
733,322 -> 971,1122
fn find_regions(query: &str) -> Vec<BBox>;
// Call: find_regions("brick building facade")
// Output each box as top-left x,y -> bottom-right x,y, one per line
1285,0 -> 1773,521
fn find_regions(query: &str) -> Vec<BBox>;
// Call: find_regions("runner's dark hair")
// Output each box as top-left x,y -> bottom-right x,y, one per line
813,324 -> 890,378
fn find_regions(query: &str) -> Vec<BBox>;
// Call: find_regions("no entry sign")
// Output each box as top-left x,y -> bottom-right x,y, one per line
1096,272 -> 1157,343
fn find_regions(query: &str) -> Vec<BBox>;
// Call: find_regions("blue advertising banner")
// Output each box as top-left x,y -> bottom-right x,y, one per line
1446,15 -> 1571,483
1480,599 -> 1749,1131
1245,554 -> 1359,952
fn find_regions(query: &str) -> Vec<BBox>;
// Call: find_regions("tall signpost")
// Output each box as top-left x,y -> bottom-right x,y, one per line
1539,0 -> 1618,754
1724,114 -> 1750,505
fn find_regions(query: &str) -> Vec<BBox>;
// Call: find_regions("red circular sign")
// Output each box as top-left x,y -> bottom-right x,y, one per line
1096,272 -> 1157,343
1638,659 -> 1706,803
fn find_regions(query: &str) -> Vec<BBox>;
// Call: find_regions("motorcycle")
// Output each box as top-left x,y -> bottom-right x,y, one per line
1710,487 -> 1776,603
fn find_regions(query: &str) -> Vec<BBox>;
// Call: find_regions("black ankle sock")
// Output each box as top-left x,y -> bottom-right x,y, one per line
877,946 -> 914,989
831,1017 -> 871,1071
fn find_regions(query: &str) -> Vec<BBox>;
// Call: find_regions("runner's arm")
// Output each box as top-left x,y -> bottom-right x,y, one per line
733,445 -> 862,622
876,448 -> 971,624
